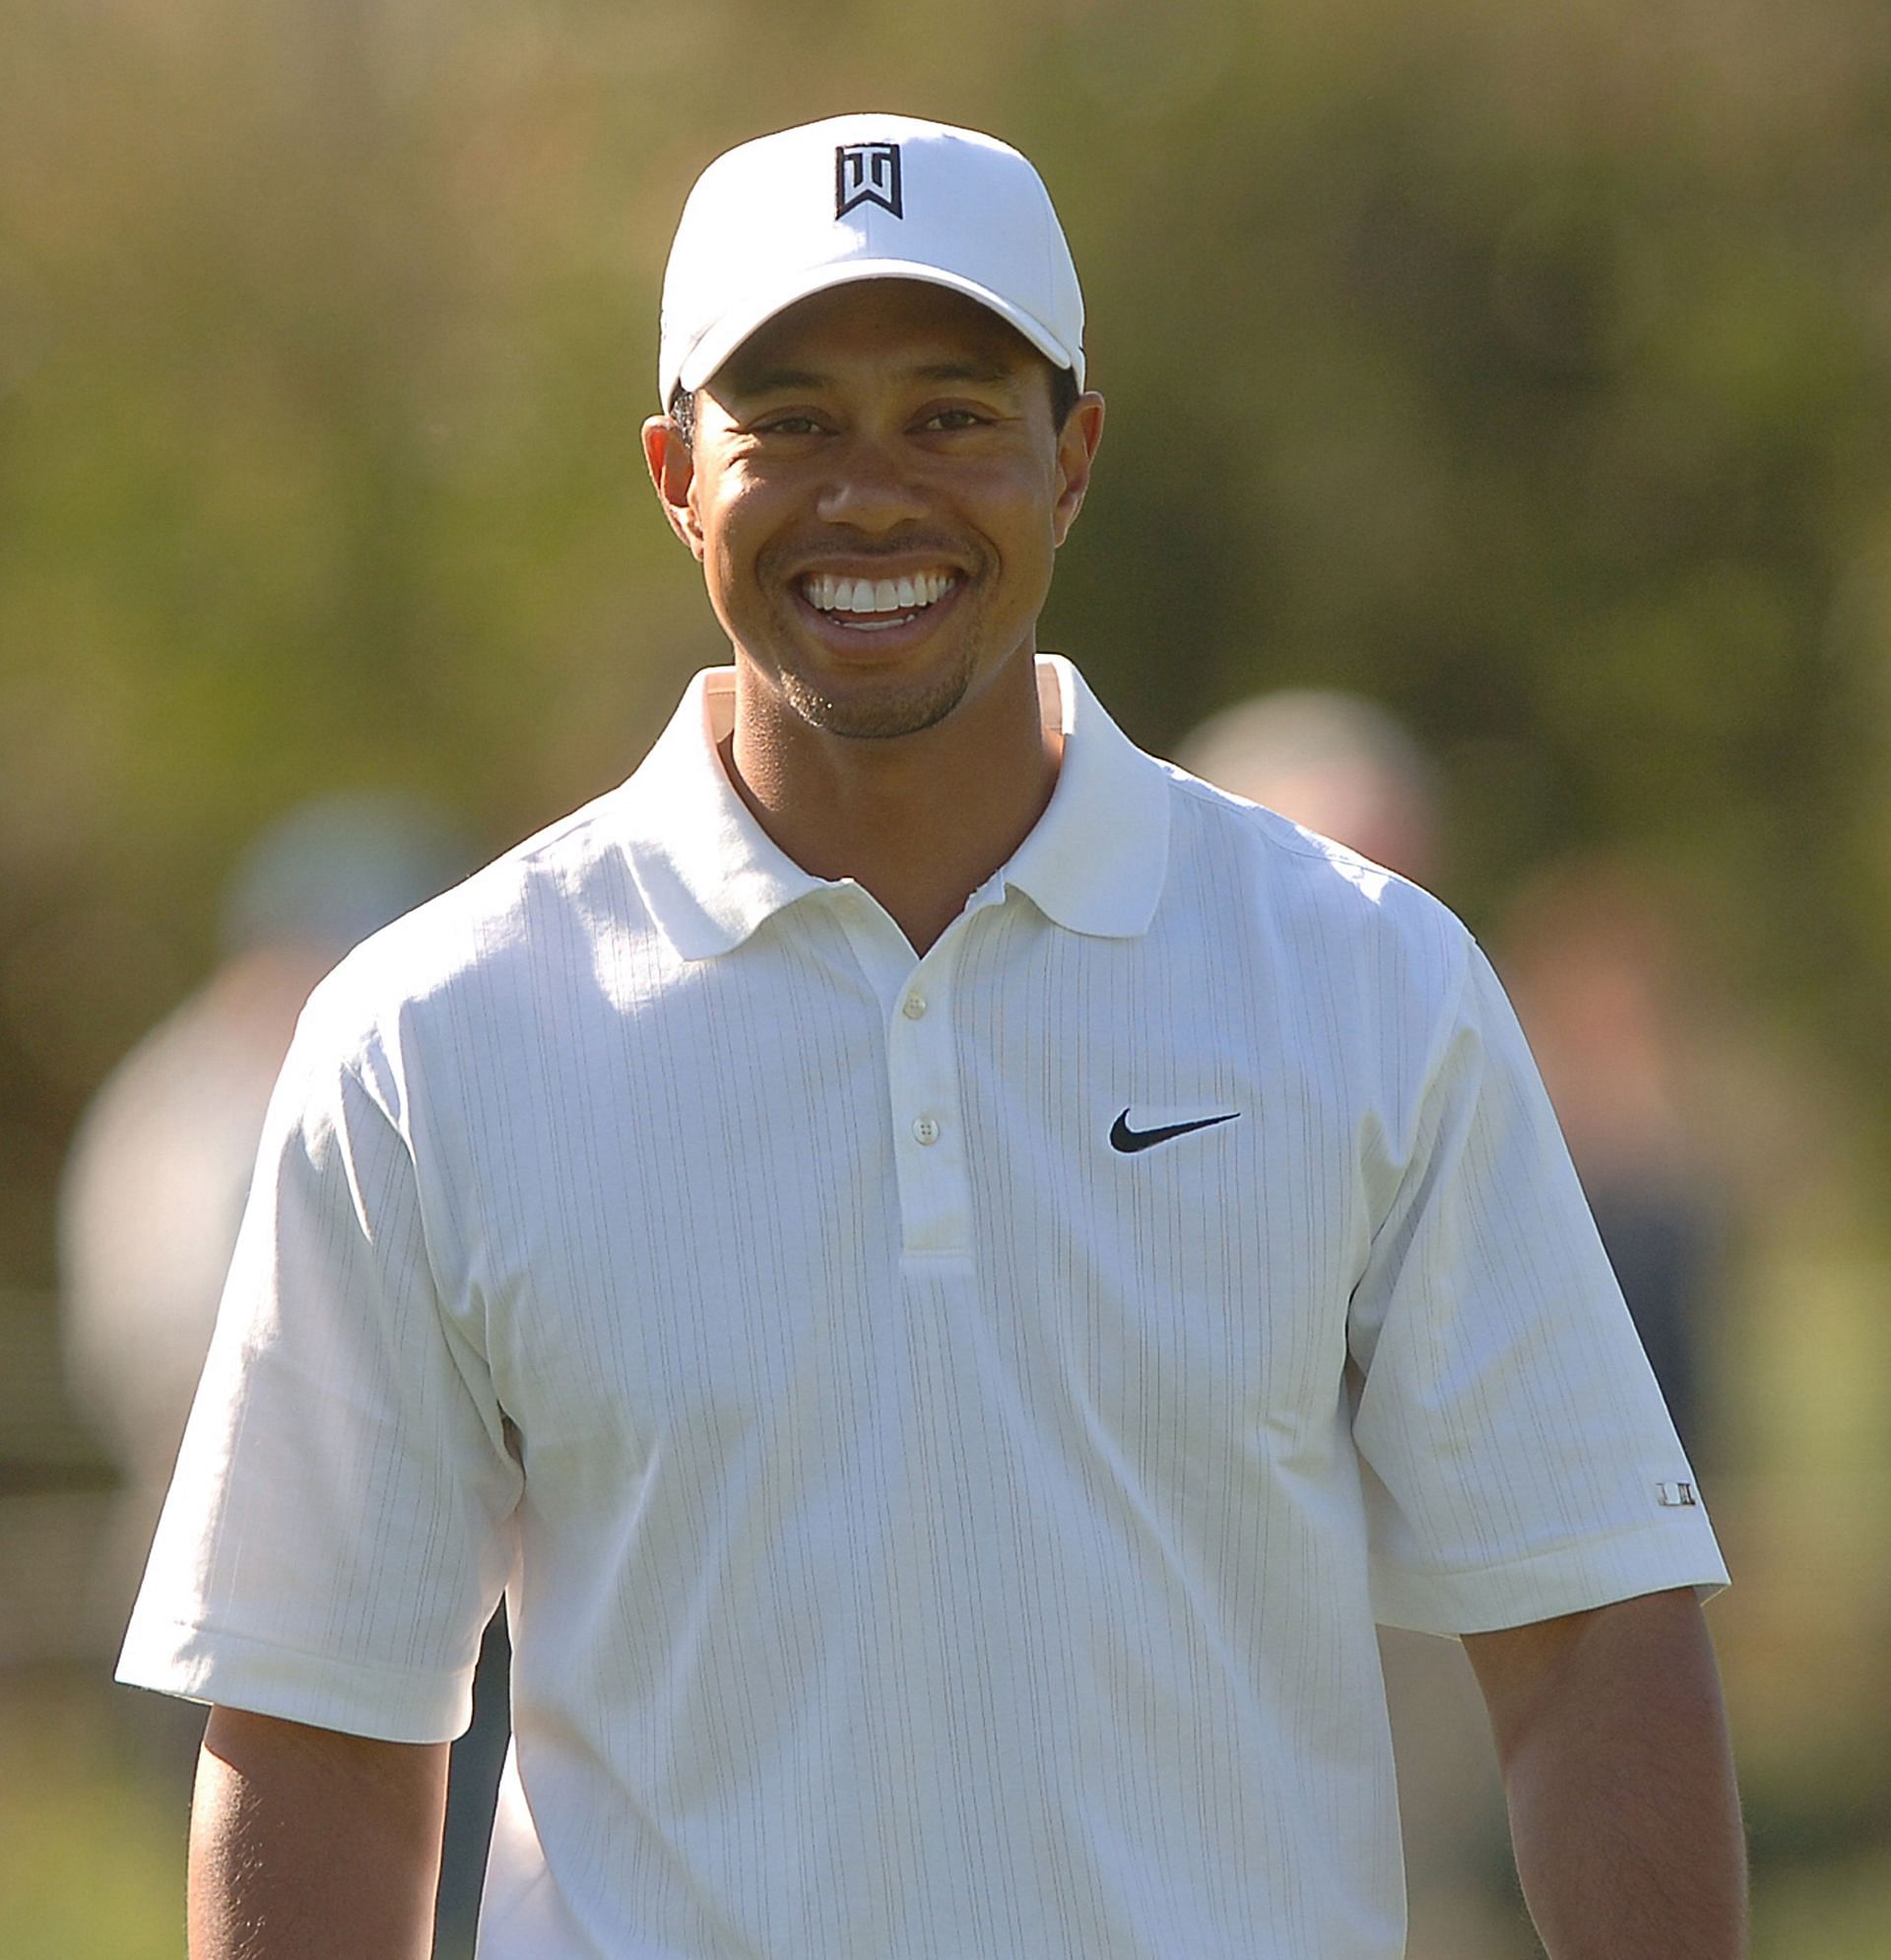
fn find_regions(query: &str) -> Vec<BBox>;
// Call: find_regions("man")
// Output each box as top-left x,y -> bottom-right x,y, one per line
119,115 -> 1746,1958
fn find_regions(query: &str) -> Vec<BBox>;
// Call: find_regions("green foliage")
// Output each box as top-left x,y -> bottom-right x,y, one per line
2,0 -> 1887,1277
0,1675 -> 187,1960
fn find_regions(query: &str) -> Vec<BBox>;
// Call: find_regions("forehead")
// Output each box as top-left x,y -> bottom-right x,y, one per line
709,279 -> 1045,394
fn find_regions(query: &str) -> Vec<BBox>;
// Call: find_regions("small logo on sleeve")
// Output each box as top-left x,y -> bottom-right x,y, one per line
1657,1482 -> 1697,1508
836,142 -> 903,220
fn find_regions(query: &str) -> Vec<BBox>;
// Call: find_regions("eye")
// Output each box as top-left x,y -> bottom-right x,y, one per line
919,407 -> 987,431
751,413 -> 827,436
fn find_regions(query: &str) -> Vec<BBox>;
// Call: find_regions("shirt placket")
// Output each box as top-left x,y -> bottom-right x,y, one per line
831,884 -> 984,1265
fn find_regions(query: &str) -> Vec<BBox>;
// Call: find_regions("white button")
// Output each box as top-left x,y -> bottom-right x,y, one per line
902,993 -> 928,1019
911,1115 -> 941,1146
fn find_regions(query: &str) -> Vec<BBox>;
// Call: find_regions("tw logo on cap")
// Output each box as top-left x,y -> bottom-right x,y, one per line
836,142 -> 902,220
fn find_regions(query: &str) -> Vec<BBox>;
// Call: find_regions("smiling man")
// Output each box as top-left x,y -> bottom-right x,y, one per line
119,116 -> 1745,1958
644,271 -> 1100,958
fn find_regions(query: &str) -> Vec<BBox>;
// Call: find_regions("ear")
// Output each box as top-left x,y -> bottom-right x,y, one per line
1050,392 -> 1106,548
641,414 -> 704,559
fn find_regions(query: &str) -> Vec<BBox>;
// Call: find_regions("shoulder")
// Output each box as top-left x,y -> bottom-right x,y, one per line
293,779 -> 652,1090
1155,760 -> 1474,1008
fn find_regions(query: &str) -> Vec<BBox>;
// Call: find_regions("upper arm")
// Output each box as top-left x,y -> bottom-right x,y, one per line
1462,1586 -> 1718,1768
191,1707 -> 450,1959
200,1703 -> 452,1795
197,1704 -> 451,1855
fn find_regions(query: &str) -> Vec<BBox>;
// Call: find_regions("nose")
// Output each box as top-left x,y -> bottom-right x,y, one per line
815,431 -> 930,533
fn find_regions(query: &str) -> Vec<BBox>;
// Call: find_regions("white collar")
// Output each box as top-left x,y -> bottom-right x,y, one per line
616,654 -> 1171,960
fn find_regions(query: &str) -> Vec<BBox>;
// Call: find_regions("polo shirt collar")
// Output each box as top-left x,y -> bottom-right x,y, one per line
619,655 -> 1170,961
617,669 -> 825,961
1002,654 -> 1171,939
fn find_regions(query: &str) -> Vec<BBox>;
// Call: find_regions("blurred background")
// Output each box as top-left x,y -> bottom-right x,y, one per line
3,0 -> 1889,1952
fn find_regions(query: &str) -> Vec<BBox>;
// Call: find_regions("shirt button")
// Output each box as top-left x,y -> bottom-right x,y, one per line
902,993 -> 928,1020
911,1115 -> 941,1146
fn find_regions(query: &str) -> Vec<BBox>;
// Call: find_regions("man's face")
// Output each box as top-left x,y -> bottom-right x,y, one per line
644,280 -> 1101,742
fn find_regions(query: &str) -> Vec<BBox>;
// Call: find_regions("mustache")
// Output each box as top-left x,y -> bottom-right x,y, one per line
764,536 -> 981,575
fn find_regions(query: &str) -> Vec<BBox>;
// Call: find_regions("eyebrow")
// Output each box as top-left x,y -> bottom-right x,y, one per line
731,365 -> 827,395
909,358 -> 1018,385
727,356 -> 1024,397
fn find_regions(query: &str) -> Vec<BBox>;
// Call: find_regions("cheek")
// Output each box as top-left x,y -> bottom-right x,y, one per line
989,479 -> 1061,590
693,531 -> 762,646
698,484 -> 775,613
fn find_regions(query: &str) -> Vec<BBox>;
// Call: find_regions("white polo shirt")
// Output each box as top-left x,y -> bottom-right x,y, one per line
121,657 -> 1727,1959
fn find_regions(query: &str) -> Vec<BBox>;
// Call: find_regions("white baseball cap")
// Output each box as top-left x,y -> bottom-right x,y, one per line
657,113 -> 1085,409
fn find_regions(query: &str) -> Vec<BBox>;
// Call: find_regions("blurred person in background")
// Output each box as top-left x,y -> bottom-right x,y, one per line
1491,858 -> 1725,1469
58,792 -> 506,1957
1173,688 -> 1444,887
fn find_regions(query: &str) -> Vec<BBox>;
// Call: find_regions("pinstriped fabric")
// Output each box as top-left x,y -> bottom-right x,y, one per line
120,660 -> 1726,1958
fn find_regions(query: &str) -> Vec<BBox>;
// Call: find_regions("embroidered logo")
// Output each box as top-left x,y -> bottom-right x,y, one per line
1657,1482 -> 1697,1508
836,142 -> 903,220
1109,1108 -> 1242,1154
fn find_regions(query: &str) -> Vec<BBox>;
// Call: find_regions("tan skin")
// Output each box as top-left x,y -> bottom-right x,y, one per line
183,280 -> 1745,1956
189,1708 -> 445,1959
642,279 -> 1104,954
1464,1588 -> 1747,1957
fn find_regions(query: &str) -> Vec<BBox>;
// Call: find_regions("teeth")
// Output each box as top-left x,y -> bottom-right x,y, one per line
802,570 -> 954,616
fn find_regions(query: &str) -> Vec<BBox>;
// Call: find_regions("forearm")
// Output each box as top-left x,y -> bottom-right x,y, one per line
1468,1590 -> 1747,1959
189,1706 -> 448,1960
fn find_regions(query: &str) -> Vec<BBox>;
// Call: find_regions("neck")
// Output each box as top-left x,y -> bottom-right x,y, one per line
723,652 -> 1062,955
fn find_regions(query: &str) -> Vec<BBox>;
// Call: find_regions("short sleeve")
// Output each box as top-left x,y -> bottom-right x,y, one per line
1347,940 -> 1728,1637
115,988 -> 523,1741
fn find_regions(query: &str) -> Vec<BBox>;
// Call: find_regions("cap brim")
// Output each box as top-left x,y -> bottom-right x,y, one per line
669,258 -> 1083,402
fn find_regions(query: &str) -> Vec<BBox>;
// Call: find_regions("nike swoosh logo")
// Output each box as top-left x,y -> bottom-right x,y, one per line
1109,1108 -> 1242,1154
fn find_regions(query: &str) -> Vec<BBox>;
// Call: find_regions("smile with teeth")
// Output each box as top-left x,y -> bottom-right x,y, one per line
800,569 -> 958,630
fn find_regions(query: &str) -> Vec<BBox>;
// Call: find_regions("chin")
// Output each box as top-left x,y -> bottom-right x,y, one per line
776,659 -> 976,742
